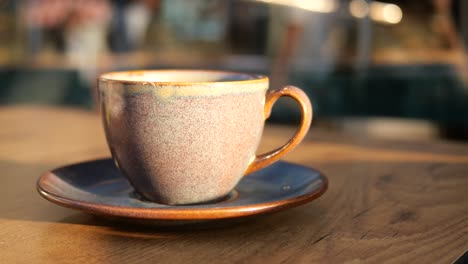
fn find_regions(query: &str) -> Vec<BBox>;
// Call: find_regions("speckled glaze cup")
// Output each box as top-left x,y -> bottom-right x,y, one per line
99,70 -> 312,205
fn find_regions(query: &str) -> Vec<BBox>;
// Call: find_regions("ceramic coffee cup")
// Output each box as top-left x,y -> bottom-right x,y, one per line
98,70 -> 312,205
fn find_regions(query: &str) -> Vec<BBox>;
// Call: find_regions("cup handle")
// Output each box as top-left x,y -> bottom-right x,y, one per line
245,86 -> 313,175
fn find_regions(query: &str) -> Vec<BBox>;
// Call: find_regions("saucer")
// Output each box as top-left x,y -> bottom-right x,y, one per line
37,159 -> 327,225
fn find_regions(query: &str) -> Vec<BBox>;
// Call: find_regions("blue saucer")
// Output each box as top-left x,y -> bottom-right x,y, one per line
37,159 -> 327,225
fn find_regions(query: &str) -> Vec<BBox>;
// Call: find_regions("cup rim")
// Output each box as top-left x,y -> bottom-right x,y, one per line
99,69 -> 268,86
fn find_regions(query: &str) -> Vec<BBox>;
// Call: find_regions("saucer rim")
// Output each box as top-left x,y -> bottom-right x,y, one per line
37,159 -> 328,220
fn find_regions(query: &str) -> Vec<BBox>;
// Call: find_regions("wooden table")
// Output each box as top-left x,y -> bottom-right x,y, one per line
1,106 -> 467,263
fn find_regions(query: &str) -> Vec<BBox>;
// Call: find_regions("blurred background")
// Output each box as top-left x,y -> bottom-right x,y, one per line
0,0 -> 467,141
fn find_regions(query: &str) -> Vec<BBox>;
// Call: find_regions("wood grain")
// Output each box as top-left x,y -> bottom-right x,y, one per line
0,106 -> 467,264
